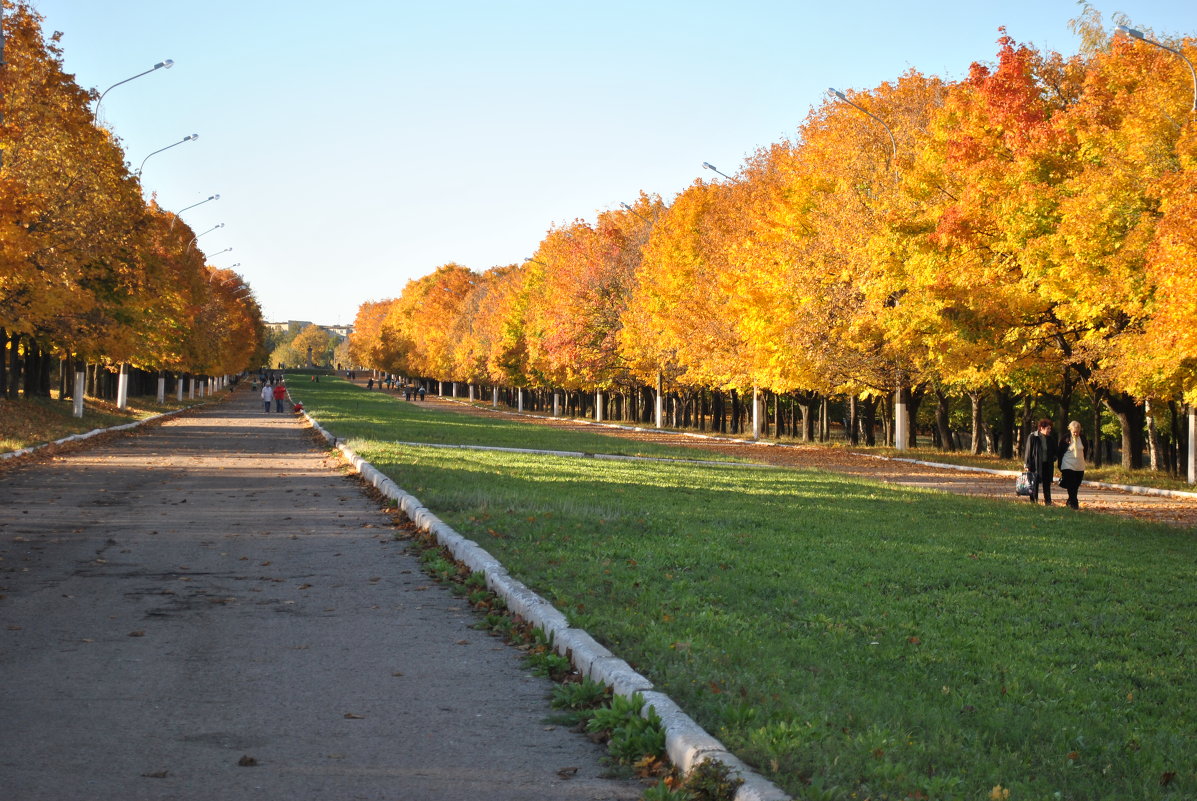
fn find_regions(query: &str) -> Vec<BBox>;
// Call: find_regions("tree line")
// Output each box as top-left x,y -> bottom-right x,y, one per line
349,11 -> 1195,473
0,2 -> 266,404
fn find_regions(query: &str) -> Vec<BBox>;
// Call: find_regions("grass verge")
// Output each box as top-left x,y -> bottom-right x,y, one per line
294,377 -> 1197,800
0,393 -> 204,454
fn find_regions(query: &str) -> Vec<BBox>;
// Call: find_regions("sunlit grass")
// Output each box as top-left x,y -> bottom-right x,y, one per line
297,376 -> 1197,800
0,393 -> 204,453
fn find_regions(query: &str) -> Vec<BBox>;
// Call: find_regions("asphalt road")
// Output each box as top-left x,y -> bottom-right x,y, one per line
0,390 -> 642,801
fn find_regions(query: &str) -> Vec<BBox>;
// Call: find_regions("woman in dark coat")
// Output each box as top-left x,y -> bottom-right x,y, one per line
1023,418 -> 1058,505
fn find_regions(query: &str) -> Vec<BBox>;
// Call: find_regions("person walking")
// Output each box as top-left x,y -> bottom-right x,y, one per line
272,382 -> 287,413
417,386 -> 425,402
1023,418 -> 1058,505
1057,420 -> 1089,509
367,377 -> 374,390
261,382 -> 273,413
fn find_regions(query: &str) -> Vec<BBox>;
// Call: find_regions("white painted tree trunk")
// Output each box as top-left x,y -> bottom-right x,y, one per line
73,369 -> 85,419
1188,406 -> 1196,484
116,364 -> 129,410
595,390 -> 604,423
177,375 -> 184,402
655,374 -> 664,429
894,391 -> 908,451
751,386 -> 762,441
492,386 -> 498,408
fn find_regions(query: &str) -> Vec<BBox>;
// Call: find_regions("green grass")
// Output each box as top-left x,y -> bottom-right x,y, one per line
291,377 -> 749,462
293,377 -> 1197,800
0,393 -> 205,453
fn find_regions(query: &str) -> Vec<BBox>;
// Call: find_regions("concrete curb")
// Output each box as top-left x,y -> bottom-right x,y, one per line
304,412 -> 791,801
0,404 -> 204,462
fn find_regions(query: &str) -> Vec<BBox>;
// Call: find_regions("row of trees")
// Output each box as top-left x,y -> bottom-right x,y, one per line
0,2 -> 266,405
349,11 -> 1196,472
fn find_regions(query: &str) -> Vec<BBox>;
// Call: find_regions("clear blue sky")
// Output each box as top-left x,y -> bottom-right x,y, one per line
31,0 -> 1197,326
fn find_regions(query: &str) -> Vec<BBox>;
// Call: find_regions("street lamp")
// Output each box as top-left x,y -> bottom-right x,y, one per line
176,194 -> 220,216
186,222 -> 224,250
136,133 -> 198,176
94,59 -> 173,119
702,161 -> 735,181
205,247 -> 233,260
1117,25 -> 1197,112
619,202 -> 652,223
828,88 -> 897,167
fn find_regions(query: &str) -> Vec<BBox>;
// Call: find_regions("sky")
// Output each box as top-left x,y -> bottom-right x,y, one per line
30,0 -> 1197,326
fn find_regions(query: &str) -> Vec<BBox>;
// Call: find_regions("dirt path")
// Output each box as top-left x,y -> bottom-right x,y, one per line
404,392 -> 1197,529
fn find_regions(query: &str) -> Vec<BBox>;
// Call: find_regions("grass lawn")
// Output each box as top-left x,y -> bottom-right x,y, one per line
293,377 -> 1196,801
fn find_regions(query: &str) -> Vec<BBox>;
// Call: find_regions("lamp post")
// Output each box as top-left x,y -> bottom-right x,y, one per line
829,86 -> 908,450
619,201 -> 652,224
702,161 -> 735,181
1118,25 -> 1197,112
176,193 -> 220,216
136,133 -> 198,176
205,247 -> 233,260
187,222 -> 224,251
94,59 -> 173,120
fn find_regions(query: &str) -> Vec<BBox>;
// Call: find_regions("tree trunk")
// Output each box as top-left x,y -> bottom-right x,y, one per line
1146,398 -> 1162,472
907,385 -> 926,448
996,387 -> 1017,460
7,330 -> 21,399
1090,387 -> 1105,468
934,390 -> 955,452
1057,367 -> 1074,433
1103,391 -> 1145,469
969,391 -> 985,455
859,395 -> 877,446
847,395 -> 859,445
0,328 -> 7,398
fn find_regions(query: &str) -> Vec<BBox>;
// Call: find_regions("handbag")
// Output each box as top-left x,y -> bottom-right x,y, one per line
1015,471 -> 1032,496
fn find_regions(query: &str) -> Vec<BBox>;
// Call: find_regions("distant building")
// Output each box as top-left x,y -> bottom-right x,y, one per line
265,321 -> 353,338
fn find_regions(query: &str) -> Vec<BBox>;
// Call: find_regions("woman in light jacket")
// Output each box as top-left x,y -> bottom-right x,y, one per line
1057,420 -> 1089,509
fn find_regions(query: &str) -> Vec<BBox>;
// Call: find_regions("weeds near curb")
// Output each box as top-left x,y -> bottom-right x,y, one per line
401,526 -> 673,792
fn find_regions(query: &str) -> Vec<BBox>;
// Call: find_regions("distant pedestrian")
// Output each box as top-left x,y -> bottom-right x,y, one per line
404,386 -> 411,401
1057,420 -> 1089,509
1023,418 -> 1057,505
417,386 -> 425,401
261,383 -> 273,413
273,382 -> 287,413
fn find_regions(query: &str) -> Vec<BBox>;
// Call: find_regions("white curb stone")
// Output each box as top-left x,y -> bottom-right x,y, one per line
588,656 -> 654,696
551,628 -> 615,676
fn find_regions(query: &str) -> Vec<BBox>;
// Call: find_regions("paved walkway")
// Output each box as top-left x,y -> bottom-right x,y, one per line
0,389 -> 642,801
